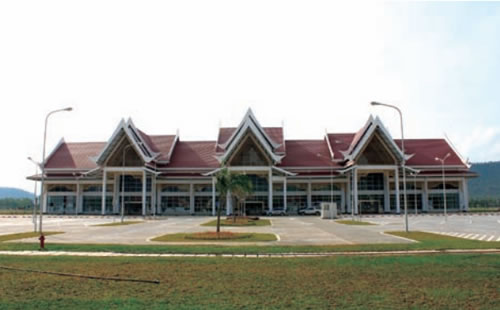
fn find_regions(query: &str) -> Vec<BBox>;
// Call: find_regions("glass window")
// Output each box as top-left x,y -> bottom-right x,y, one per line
194,197 -> 213,215
286,195 -> 307,214
83,184 -> 113,193
48,185 -> 76,192
358,194 -> 384,213
47,195 -> 76,214
273,196 -> 284,210
286,183 -> 307,192
229,136 -> 269,166
194,184 -> 212,193
311,183 -> 340,192
162,184 -> 190,192
82,196 -> 113,214
358,173 -> 384,191
428,193 -> 459,209
247,175 -> 269,192
159,196 -> 190,215
430,182 -> 459,190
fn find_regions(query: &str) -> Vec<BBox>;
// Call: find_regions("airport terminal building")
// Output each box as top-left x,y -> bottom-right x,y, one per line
29,109 -> 476,216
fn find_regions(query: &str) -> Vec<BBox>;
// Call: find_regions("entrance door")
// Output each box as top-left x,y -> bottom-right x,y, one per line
244,201 -> 264,216
359,200 -> 381,214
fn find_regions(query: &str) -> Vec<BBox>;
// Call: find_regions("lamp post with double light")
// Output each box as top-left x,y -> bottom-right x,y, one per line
435,153 -> 451,220
370,101 -> 409,232
27,157 -> 39,232
121,144 -> 133,223
39,107 -> 73,235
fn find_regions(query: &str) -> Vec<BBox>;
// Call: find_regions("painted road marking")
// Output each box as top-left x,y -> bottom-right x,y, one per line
479,235 -> 487,241
497,236 -> 500,242
487,236 -> 494,242
464,234 -> 473,239
457,233 -> 465,237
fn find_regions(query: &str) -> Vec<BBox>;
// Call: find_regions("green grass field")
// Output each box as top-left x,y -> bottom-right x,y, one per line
335,219 -> 376,225
0,254 -> 498,309
151,232 -> 277,242
201,218 -> 271,226
0,231 -> 63,242
1,231 -> 499,254
92,221 -> 144,227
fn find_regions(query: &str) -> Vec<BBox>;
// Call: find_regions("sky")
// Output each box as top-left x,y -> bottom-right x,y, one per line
1,1 -> 499,192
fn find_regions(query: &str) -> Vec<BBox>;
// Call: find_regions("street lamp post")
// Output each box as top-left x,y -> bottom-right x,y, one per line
39,107 -> 73,235
370,101 -> 409,232
121,144 -> 133,223
27,157 -> 39,232
435,153 -> 451,221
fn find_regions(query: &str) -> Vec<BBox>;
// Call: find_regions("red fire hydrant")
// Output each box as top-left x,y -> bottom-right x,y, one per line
39,234 -> 45,250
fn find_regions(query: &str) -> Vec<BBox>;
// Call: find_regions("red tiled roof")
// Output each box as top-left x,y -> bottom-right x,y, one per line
45,142 -> 105,169
216,127 -> 285,153
167,141 -> 219,168
137,129 -> 177,161
395,139 -> 466,167
327,133 -> 355,159
279,139 -> 341,167
148,135 -> 177,161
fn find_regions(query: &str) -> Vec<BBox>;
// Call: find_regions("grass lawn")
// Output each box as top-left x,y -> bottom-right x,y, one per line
0,231 -> 499,254
335,219 -> 376,226
0,231 -> 63,242
92,221 -> 144,227
0,254 -> 498,309
201,218 -> 271,227
151,231 -> 277,242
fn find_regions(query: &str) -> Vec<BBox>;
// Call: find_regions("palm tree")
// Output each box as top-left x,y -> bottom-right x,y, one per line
214,167 -> 235,234
214,168 -> 254,233
232,175 -> 253,221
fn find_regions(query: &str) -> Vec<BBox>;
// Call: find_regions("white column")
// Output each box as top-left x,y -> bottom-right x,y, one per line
353,168 -> 358,214
151,175 -> 157,216
346,175 -> 351,213
189,183 -> 195,215
101,170 -> 107,215
422,178 -> 429,212
394,168 -> 400,214
283,177 -> 287,212
142,171 -> 146,216
76,183 -> 82,215
268,169 -> 273,212
384,172 -> 390,213
307,182 -> 312,208
212,177 -> 216,216
462,178 -> 469,211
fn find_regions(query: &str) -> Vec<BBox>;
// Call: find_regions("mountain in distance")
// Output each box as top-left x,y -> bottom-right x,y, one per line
468,161 -> 500,199
0,187 -> 34,199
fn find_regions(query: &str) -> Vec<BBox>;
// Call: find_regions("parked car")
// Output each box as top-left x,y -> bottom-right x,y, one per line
266,209 -> 287,216
298,206 -> 321,215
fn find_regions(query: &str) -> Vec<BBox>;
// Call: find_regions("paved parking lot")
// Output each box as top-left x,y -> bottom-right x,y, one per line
0,214 -> 498,245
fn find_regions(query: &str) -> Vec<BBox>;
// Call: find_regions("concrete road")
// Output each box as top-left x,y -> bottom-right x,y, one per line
0,214 -> 498,245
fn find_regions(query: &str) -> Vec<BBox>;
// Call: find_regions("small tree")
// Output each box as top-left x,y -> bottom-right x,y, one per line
214,168 -> 254,232
232,175 -> 253,221
214,167 -> 236,235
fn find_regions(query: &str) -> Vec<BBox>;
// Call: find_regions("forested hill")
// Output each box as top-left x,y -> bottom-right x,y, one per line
0,187 -> 33,199
469,162 -> 500,199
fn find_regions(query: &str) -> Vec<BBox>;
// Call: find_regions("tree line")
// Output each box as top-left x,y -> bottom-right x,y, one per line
0,198 -> 34,210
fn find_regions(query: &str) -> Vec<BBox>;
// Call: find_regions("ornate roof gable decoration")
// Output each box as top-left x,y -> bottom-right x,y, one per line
216,108 -> 284,164
95,118 -> 160,166
341,115 -> 411,164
